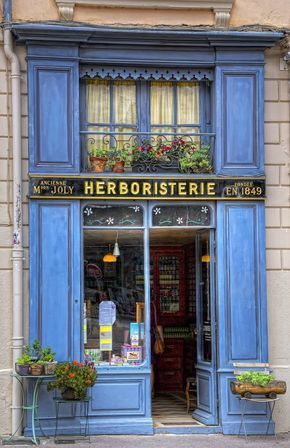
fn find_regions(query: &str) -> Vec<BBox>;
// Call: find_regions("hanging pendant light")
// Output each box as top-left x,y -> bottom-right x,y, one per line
103,244 -> 117,263
113,231 -> 120,257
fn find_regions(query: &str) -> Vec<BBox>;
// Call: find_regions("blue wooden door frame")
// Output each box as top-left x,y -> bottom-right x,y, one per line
193,229 -> 218,425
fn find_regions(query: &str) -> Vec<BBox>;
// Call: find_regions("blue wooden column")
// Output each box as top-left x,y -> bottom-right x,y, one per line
216,202 -> 268,434
215,48 -> 270,434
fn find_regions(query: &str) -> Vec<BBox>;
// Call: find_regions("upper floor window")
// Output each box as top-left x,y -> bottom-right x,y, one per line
80,68 -> 214,174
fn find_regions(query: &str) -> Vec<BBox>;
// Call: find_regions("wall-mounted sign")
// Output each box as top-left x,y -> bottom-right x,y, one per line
29,176 -> 265,200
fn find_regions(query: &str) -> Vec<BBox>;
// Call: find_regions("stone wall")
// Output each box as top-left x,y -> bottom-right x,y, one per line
0,32 -> 29,435
8,0 -> 290,28
264,45 -> 290,433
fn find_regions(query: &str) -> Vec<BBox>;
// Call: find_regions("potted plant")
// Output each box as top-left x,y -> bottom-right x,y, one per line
110,147 -> 132,173
179,144 -> 213,174
88,148 -> 108,172
40,346 -> 57,375
15,350 -> 33,376
47,360 -> 97,400
30,340 -> 44,375
230,371 -> 287,398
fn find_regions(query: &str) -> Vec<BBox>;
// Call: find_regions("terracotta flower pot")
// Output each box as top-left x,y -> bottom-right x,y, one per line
112,160 -> 125,173
230,380 -> 287,398
30,363 -> 44,376
89,156 -> 107,173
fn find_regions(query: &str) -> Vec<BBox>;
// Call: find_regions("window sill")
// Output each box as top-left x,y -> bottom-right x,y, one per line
55,0 -> 234,26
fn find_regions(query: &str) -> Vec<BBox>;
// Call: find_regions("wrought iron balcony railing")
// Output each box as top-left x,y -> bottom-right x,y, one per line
81,131 -> 215,174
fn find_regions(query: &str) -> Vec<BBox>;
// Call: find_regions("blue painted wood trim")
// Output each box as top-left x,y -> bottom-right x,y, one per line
12,23 -> 283,48
28,58 -> 80,173
29,201 -> 81,359
216,201 -> 269,434
215,65 -> 264,176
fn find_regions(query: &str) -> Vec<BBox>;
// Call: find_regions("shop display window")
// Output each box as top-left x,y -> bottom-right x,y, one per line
84,228 -> 146,367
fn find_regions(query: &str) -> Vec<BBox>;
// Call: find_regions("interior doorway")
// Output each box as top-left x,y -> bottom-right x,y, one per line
149,228 -> 216,428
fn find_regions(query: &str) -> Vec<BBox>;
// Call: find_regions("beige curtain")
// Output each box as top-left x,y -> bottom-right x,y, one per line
114,81 -> 137,149
86,80 -> 110,150
86,79 -> 137,151
150,81 -> 199,138
177,82 -> 199,130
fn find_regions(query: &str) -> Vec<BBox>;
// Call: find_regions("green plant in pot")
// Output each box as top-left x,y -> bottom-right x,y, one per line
230,371 -> 287,398
110,147 -> 132,173
40,347 -> 57,375
47,360 -> 97,400
30,339 -> 45,375
179,144 -> 212,174
89,148 -> 108,172
15,349 -> 33,376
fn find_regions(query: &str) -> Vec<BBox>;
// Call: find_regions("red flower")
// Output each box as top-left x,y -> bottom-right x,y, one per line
72,360 -> 79,365
69,373 -> 75,378
86,380 -> 92,385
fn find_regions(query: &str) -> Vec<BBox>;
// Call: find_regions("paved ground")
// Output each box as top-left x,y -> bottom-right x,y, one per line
2,433 -> 290,448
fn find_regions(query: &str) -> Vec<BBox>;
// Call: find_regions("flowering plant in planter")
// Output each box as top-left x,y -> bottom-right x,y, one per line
47,360 -> 97,400
178,143 -> 212,174
132,141 -> 172,162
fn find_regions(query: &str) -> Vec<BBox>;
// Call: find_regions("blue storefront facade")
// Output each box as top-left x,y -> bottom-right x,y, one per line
12,23 -> 282,435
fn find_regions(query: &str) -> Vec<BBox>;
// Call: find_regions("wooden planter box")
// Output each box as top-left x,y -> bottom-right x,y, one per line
230,380 -> 287,398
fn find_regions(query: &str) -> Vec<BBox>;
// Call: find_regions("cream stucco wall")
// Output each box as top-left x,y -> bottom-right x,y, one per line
9,0 -> 290,28
0,31 -> 29,435
264,46 -> 290,433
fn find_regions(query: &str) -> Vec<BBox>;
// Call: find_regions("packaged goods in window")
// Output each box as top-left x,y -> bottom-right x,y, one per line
130,322 -> 140,346
122,344 -> 143,364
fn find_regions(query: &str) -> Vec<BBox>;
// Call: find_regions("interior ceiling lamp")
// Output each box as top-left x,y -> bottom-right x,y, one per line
201,240 -> 210,263
103,245 -> 117,263
113,231 -> 120,257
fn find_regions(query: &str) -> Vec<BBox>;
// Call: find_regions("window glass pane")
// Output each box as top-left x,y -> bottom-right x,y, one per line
84,229 -> 145,367
113,81 -> 137,125
150,81 -> 174,128
177,81 -> 199,126
83,205 -> 144,227
86,80 -> 110,123
152,205 -> 211,227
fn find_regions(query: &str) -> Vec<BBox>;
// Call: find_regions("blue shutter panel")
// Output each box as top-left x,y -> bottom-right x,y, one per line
28,57 -> 79,173
215,65 -> 264,175
29,201 -> 81,360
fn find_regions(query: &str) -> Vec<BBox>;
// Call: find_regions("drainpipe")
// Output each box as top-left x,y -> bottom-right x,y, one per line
3,2 -> 24,435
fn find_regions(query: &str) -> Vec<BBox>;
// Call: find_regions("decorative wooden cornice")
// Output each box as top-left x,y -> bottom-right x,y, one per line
55,0 -> 234,27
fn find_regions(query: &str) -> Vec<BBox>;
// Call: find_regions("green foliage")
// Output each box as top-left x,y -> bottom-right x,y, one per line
179,144 -> 212,174
16,340 -> 56,364
47,360 -> 97,400
40,347 -> 56,363
110,147 -> 132,165
32,340 -> 42,358
236,371 -> 275,386
89,147 -> 108,158
16,353 -> 33,365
